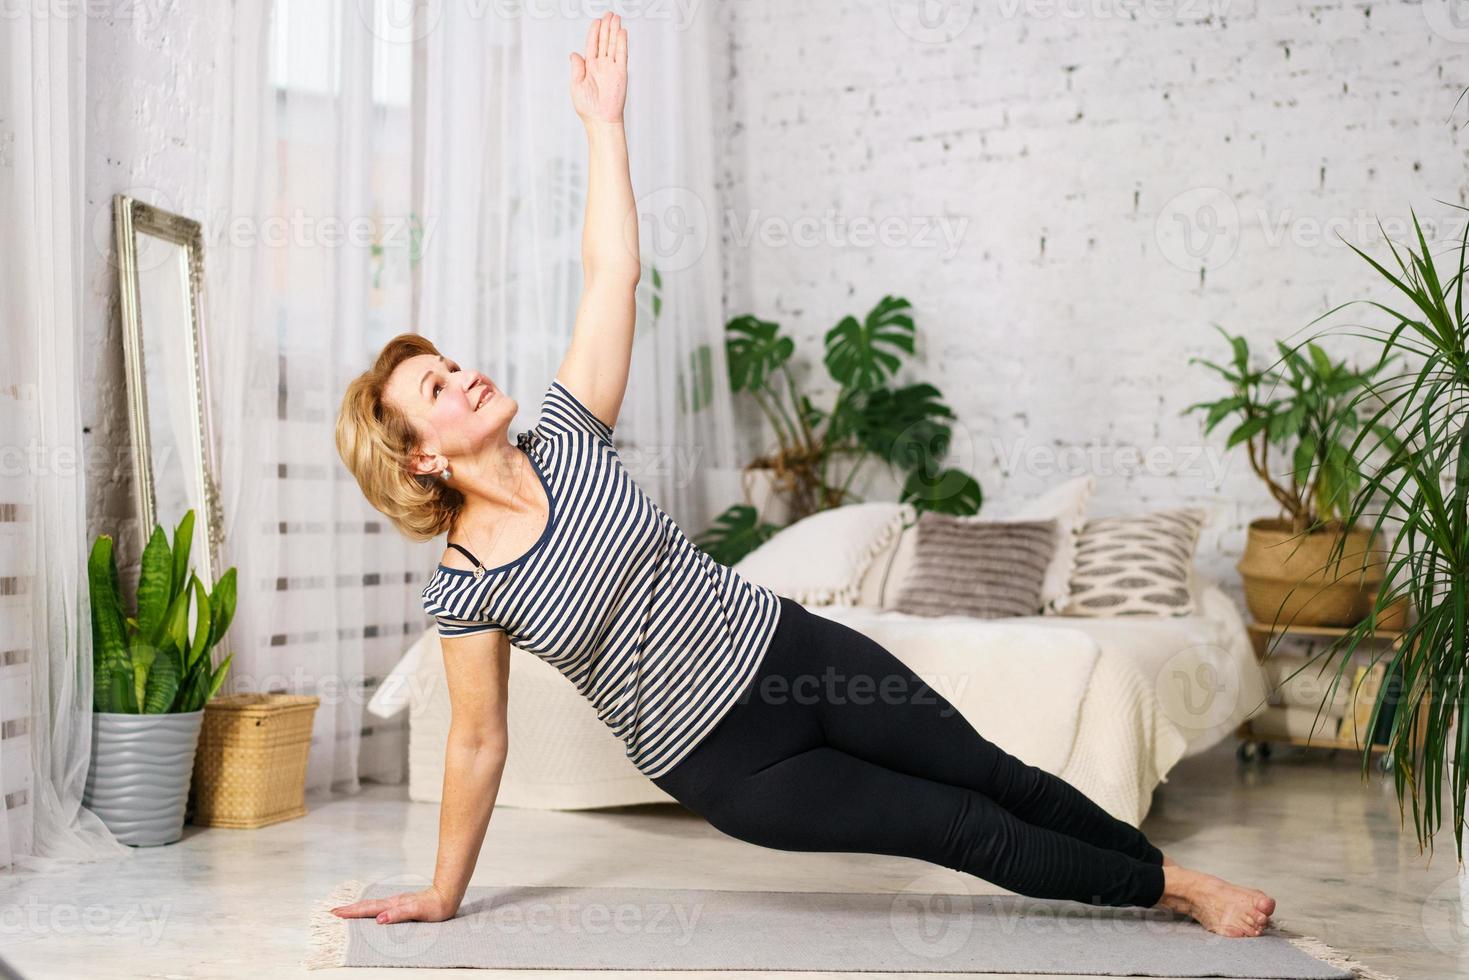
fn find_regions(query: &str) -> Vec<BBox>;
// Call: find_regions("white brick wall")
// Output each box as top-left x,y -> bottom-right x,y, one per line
713,0 -> 1469,599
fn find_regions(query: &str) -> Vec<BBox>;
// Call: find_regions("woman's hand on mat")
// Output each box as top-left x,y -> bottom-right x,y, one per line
331,885 -> 459,924
569,11 -> 627,125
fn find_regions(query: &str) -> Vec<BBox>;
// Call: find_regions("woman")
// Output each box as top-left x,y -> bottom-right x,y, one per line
330,11 -> 1276,940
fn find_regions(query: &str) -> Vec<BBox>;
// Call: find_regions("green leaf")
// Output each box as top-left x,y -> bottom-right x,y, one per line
128,635 -> 158,713
188,574 -> 212,670
900,466 -> 983,515
851,384 -> 956,465
693,504 -> 782,567
204,652 -> 234,704
136,525 -> 173,641
207,568 -> 238,649
171,510 -> 195,602
823,295 -> 915,390
1292,434 -> 1317,485
725,315 -> 794,392
1226,415 -> 1268,449
143,640 -> 181,714
87,536 -> 130,713
109,661 -> 137,714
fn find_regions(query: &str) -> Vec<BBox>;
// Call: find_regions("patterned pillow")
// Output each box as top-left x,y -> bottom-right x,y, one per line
891,513 -> 1058,619
1060,509 -> 1205,617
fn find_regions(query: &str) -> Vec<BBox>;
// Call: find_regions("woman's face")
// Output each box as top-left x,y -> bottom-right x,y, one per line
385,352 -> 517,477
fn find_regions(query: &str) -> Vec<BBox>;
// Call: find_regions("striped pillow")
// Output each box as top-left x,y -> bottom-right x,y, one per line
891,513 -> 1058,619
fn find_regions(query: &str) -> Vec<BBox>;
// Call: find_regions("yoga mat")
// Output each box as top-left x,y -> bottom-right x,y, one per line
307,879 -> 1394,977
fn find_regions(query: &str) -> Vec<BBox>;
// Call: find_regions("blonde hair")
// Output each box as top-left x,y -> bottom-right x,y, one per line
335,333 -> 461,541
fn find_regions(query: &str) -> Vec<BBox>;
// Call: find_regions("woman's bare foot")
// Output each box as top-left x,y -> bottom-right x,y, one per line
1156,866 -> 1276,938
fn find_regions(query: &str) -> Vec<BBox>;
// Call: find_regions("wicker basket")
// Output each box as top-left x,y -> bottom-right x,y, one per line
187,694 -> 319,829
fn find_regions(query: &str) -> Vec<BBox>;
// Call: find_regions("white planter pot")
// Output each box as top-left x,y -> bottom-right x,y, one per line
84,710 -> 205,846
741,466 -> 793,526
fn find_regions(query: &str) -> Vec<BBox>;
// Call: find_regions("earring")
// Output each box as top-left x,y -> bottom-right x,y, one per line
439,464 -> 452,481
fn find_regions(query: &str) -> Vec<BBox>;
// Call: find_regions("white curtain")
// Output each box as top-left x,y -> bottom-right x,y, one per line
417,2 -> 740,530
207,0 -> 740,803
0,11 -> 130,871
206,0 -> 430,799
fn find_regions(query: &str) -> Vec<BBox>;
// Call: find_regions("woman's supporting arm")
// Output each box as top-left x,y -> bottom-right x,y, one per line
330,629 -> 511,925
558,12 -> 637,430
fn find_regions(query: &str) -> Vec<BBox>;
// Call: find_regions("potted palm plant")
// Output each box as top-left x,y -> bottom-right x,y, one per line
697,294 -> 983,565
1323,208 -> 1467,868
85,509 -> 235,846
1185,326 -> 1400,627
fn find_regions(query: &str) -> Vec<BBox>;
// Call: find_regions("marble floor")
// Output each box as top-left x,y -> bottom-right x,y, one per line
0,738 -> 1461,980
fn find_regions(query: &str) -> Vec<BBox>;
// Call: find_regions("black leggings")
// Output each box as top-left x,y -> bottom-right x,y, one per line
651,596 -> 1167,909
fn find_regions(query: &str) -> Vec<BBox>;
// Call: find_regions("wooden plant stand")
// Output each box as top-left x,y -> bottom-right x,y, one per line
1235,621 -> 1428,771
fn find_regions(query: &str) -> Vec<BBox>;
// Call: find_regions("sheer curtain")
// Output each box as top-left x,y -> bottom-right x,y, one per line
416,2 -> 740,530
207,0 -> 430,798
0,11 -> 130,871
208,0 -> 741,804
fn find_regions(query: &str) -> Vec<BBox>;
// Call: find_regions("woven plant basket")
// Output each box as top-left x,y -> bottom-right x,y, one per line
1237,518 -> 1388,628
187,693 -> 319,829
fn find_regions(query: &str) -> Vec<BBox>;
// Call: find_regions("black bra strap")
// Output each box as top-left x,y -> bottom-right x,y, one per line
446,542 -> 483,568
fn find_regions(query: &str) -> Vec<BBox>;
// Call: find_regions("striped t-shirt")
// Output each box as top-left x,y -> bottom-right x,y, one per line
420,377 -> 785,780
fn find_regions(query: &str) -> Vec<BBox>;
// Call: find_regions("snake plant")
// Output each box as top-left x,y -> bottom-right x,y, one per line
88,509 -> 235,714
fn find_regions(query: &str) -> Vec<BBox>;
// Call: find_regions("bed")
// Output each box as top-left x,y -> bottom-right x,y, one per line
369,579 -> 1266,827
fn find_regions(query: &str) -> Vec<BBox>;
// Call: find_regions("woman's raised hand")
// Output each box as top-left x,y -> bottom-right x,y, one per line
331,884 -> 459,925
569,11 -> 627,125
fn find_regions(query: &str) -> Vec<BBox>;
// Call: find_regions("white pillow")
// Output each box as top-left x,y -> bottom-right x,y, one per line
865,476 -> 1093,613
734,502 -> 914,606
1008,476 -> 1093,614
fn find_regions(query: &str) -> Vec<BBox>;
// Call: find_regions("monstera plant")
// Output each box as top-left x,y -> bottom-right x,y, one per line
84,509 -> 236,846
696,294 -> 982,566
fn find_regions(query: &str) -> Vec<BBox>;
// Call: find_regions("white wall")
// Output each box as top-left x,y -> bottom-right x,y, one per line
81,7 -> 223,583
711,0 -> 1469,595
78,3 -> 1469,599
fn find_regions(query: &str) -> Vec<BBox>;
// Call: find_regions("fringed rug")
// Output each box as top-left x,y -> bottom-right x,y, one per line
306,879 -> 1395,977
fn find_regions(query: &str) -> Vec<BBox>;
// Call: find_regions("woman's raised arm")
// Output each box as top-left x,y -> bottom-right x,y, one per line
558,11 -> 637,431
